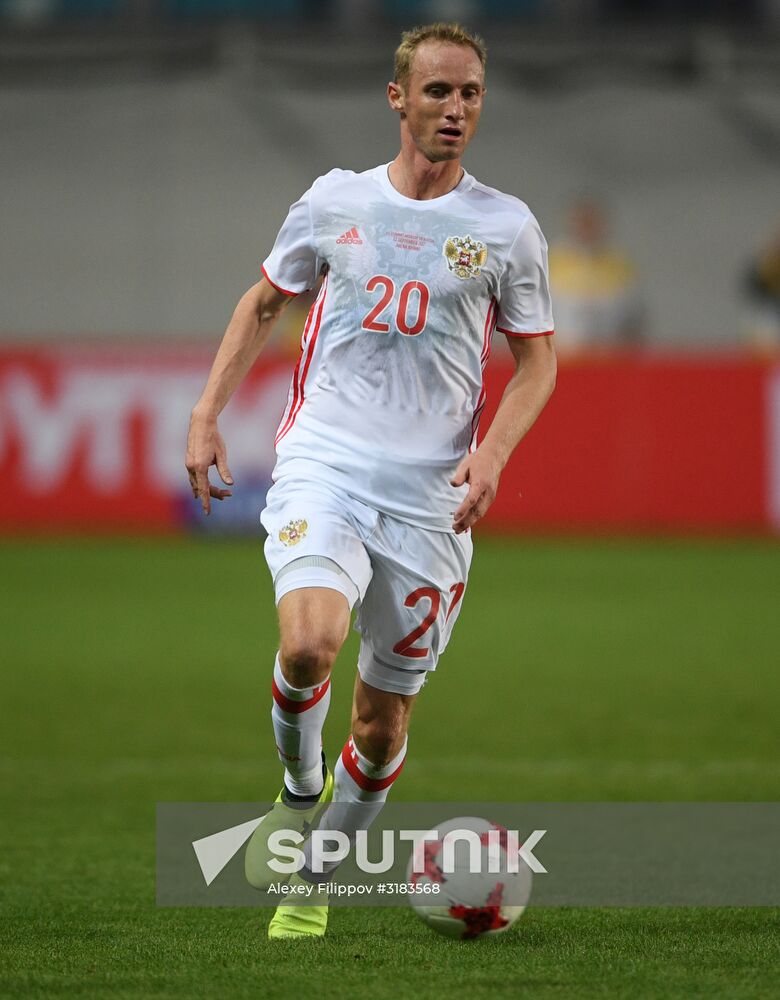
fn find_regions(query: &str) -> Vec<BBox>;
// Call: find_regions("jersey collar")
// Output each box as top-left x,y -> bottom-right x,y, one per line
376,162 -> 474,208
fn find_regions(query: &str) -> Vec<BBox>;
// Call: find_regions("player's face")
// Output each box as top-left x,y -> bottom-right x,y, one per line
394,42 -> 485,163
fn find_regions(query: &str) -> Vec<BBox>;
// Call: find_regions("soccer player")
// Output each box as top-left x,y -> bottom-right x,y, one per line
185,22 -> 556,939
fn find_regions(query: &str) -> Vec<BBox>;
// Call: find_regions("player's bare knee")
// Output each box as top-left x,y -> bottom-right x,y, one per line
352,717 -> 404,767
279,634 -> 341,687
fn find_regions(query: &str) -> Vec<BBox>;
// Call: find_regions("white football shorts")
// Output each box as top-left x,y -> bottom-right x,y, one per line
261,478 -> 472,695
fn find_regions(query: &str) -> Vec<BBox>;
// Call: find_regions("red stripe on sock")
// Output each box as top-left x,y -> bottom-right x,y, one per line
340,739 -> 406,792
272,677 -> 330,714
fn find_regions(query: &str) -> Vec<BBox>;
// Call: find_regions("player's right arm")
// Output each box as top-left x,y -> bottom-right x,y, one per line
186,277 -> 294,514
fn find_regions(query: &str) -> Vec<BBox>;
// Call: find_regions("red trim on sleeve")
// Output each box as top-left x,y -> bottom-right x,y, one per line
497,327 -> 555,338
261,265 -> 298,297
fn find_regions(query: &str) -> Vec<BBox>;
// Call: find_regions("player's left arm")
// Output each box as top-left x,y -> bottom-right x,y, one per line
451,334 -> 556,533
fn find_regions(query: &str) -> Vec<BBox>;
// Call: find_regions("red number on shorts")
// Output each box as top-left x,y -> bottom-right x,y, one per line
361,276 -> 430,336
396,280 -> 430,336
393,587 -> 441,659
361,275 -> 395,332
445,582 -> 466,623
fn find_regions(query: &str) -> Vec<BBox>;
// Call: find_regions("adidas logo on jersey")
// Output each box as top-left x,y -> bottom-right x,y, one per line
336,226 -> 363,245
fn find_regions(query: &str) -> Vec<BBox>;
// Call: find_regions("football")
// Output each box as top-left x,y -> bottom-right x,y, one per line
405,816 -> 533,940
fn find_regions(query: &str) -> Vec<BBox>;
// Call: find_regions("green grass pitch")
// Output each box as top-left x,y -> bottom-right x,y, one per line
1,536 -> 778,999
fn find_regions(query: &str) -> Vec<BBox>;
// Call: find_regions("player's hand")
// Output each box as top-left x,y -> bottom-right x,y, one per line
450,449 -> 502,534
185,411 -> 234,515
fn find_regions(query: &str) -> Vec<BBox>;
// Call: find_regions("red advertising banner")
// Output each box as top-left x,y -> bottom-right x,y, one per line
0,345 -> 292,534
0,345 -> 777,535
483,355 -> 774,534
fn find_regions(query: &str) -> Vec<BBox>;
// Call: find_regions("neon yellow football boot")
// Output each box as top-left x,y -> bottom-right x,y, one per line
245,762 -> 334,893
267,872 -> 329,940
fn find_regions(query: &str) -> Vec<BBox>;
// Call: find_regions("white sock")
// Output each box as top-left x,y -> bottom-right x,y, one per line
271,653 -> 330,797
305,734 -> 407,875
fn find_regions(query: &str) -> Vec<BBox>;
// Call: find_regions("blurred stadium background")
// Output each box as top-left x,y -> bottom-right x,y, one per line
1,0 -> 780,533
1,3 -> 779,997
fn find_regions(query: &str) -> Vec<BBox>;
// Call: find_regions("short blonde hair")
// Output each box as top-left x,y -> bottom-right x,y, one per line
394,23 -> 487,89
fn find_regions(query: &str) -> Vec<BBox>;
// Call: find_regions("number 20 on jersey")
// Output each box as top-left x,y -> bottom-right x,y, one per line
361,275 -> 430,337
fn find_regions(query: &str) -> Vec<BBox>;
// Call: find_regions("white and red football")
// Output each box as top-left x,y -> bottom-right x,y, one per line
406,816 -> 533,940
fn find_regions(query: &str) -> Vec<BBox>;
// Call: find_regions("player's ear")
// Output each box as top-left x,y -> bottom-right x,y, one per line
387,81 -> 404,113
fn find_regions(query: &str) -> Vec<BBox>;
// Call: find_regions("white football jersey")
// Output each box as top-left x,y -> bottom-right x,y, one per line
262,164 -> 554,531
